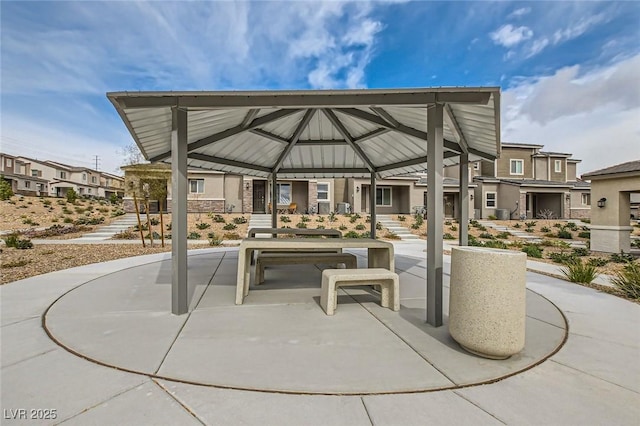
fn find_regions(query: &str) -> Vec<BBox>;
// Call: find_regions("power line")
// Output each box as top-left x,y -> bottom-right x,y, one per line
93,155 -> 101,171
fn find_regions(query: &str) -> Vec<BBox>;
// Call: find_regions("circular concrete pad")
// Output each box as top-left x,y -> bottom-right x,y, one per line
44,249 -> 567,395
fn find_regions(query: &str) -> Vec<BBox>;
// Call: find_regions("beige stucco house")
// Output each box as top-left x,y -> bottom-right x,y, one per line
582,160 -> 640,253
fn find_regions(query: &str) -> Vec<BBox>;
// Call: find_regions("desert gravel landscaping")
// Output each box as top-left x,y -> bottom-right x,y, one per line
1,195 -> 638,298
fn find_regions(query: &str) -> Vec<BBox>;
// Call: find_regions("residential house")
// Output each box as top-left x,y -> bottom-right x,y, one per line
0,153 -> 124,199
472,143 -> 590,220
0,153 -> 49,196
120,142 -> 589,219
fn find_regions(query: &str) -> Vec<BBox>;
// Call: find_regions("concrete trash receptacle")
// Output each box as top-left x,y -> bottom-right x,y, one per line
449,246 -> 527,359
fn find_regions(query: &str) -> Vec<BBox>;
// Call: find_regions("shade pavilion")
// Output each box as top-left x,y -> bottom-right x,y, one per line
107,88 -> 501,326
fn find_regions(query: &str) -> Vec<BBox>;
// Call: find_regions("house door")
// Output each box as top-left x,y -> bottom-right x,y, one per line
253,181 -> 266,213
444,194 -> 455,218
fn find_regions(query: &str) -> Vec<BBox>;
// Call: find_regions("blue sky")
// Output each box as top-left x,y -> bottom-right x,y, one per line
1,1 -> 639,176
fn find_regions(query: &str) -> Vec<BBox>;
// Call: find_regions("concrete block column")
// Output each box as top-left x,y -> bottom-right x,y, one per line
449,246 -> 527,359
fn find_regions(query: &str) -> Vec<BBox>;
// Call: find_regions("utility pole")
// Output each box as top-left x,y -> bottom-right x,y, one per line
93,155 -> 100,171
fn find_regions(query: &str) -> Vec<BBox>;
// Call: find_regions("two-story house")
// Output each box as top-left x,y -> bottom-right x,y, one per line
0,153 -> 50,196
472,142 -> 590,220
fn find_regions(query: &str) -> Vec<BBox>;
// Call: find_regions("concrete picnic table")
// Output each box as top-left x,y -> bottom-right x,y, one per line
235,237 -> 395,304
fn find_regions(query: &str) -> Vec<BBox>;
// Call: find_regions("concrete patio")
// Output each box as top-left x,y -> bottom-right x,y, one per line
1,241 -> 639,425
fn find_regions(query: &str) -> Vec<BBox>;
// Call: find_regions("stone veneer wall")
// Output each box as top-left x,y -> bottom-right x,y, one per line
243,180 -> 253,213
563,193 -> 571,219
569,208 -> 590,219
518,192 -> 527,219
165,199 -> 225,213
308,182 -> 318,213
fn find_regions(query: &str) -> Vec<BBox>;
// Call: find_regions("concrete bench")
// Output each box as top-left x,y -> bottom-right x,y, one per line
320,268 -> 400,316
255,252 -> 358,285
248,228 -> 343,265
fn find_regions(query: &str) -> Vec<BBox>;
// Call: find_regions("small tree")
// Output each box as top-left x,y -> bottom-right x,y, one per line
66,188 -> 78,204
0,177 -> 13,200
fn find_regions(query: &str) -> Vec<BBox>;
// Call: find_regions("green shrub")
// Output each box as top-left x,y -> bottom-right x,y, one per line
487,215 -> 497,220
145,231 -> 161,240
66,188 -> 78,204
187,231 -> 201,239
195,222 -> 211,230
630,239 -> 640,249
610,262 -> 640,300
483,240 -> 508,249
74,206 -> 86,214
522,245 -> 543,258
279,215 -> 290,223
397,215 -> 406,222
557,230 -> 573,239
561,259 -> 598,284
4,234 -> 34,250
414,214 -> 424,226
296,222 -> 308,229
549,252 -> 576,264
150,217 -> 160,226
580,218 -> 591,223
4,234 -> 20,248
300,215 -> 311,223
553,223 -> 563,228
63,217 -> 73,223
109,193 -> 119,204
376,222 -> 383,230
610,251 -> 635,263
495,231 -> 510,239
513,223 -> 521,229
0,177 -> 14,200
166,222 -> 172,231
566,222 -> 578,231
233,216 -> 248,224
349,216 -> 358,224
444,220 -> 452,226
328,212 -> 337,222
572,247 -> 590,257
525,221 -> 537,228
22,218 -> 39,226
540,226 -> 550,233
315,216 -> 325,223
113,230 -> 137,240
443,233 -> 455,240
110,209 -> 125,217
223,223 -> 237,231
355,224 -> 365,231
365,216 -> 371,223
478,232 -> 494,239
343,230 -> 360,238
223,232 -> 242,240
450,225 -> 458,231
338,224 -> 347,231
74,216 -> 105,226
315,225 -> 325,229
578,231 -> 591,239
210,214 -> 226,223
525,227 -> 534,233
587,257 -> 609,267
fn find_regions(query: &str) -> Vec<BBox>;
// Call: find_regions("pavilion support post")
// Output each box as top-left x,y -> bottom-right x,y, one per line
271,174 -> 278,229
370,173 -> 377,240
171,108 -> 189,315
459,153 -> 469,246
427,104 -> 444,327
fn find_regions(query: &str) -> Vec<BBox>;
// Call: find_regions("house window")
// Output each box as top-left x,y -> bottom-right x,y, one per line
317,182 -> 329,201
82,173 -> 87,181
88,188 -> 92,194
581,193 -> 591,206
31,170 -> 39,177
277,183 -> 291,204
189,179 -> 204,194
5,158 -> 12,167
555,160 -> 562,173
485,192 -> 496,208
510,159 -> 524,175
59,171 -> 67,179
376,187 -> 392,206
473,162 -> 480,171
91,176 -> 97,184
25,181 -> 31,188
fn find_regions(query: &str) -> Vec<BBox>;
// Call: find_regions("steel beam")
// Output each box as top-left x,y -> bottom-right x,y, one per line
370,174 -> 377,240
322,109 -> 376,172
188,153 -> 271,174
171,108 -> 189,315
459,153 -> 469,247
271,174 -> 278,228
426,104 -> 444,327
272,109 -> 317,173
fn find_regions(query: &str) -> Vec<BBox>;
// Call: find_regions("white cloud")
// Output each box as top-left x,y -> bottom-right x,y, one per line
552,13 -> 608,45
490,24 -> 533,48
525,38 -> 550,58
502,54 -> 640,174
508,7 -> 531,19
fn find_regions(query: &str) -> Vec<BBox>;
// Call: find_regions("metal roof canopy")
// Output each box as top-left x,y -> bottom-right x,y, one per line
108,88 -> 501,327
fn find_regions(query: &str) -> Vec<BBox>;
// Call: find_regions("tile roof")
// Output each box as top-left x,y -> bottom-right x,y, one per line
582,160 -> 640,178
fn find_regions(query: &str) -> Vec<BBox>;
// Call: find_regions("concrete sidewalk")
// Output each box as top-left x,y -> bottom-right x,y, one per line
1,243 -> 639,425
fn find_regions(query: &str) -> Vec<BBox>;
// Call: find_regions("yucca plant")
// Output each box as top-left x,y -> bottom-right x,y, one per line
561,258 -> 598,284
610,262 -> 640,300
